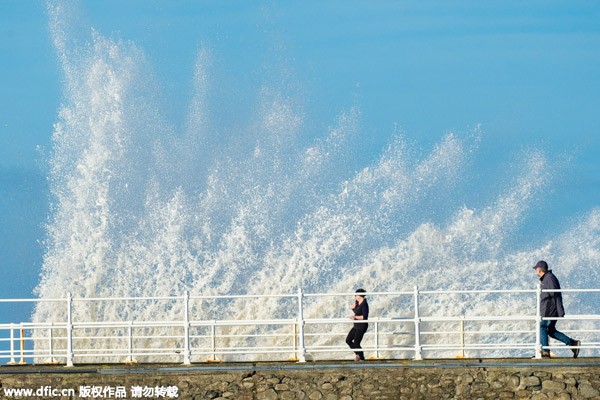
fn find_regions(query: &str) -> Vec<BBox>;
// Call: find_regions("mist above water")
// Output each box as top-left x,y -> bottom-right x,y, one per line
32,1 -> 600,361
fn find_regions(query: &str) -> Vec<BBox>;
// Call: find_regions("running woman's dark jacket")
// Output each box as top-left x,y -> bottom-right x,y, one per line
353,299 -> 369,330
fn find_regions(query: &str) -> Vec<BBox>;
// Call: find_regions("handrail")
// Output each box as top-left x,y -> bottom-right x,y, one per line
0,285 -> 595,365
0,287 -> 578,302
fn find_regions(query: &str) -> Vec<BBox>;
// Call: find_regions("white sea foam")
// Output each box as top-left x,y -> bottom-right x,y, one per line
33,1 -> 600,361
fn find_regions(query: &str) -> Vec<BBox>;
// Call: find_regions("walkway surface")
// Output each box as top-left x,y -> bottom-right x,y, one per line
1,358 -> 599,375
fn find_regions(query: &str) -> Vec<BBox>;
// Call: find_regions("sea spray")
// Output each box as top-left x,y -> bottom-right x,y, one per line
33,0 -> 600,362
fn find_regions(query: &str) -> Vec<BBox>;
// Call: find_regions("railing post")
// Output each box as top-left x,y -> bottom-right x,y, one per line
297,288 -> 306,362
49,322 -> 55,363
8,324 -> 16,364
128,321 -> 134,363
290,322 -> 298,361
66,293 -> 74,367
375,320 -> 380,359
535,282 -> 542,359
183,291 -> 191,365
19,328 -> 26,364
413,286 -> 422,360
458,316 -> 465,358
211,321 -> 217,362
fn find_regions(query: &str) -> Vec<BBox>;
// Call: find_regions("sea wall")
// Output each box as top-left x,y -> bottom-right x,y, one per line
1,360 -> 600,400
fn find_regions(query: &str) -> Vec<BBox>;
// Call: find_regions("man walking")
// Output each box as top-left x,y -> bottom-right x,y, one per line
534,260 -> 580,358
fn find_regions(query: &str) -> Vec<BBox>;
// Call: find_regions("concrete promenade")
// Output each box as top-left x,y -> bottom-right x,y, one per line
1,359 -> 600,399
1,357 -> 600,374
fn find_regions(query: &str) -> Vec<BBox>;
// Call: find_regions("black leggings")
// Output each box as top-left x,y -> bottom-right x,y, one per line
346,327 -> 368,360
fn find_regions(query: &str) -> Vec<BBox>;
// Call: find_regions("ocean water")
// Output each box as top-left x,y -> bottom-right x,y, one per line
31,1 -> 600,362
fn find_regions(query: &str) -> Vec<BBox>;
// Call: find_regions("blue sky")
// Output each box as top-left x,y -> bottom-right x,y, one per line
1,0 -> 599,325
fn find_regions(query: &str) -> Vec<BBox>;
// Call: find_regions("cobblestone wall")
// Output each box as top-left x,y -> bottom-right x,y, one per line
1,362 -> 600,399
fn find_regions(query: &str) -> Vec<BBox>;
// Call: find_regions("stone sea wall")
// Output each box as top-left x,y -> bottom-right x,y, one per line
1,361 -> 600,400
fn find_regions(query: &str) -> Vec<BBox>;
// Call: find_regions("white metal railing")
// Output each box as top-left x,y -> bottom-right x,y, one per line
0,284 -> 597,366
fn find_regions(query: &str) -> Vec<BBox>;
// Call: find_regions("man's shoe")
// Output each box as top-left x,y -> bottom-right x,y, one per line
571,340 -> 580,358
541,351 -> 551,358
354,356 -> 361,362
